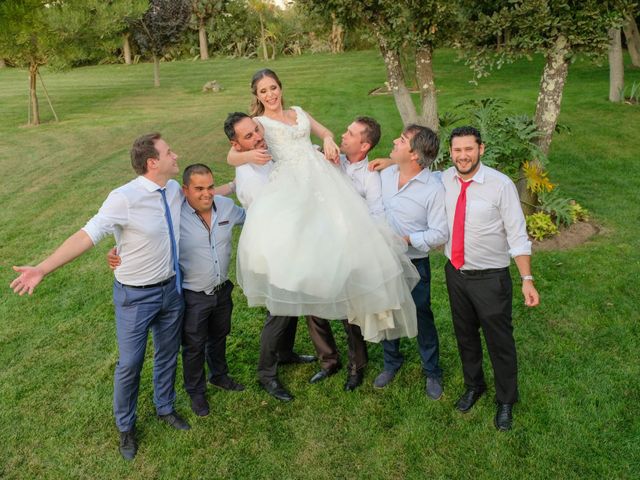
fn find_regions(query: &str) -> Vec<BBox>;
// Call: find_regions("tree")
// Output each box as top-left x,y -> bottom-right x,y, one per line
190,0 -> 226,60
300,0 -> 459,131
609,28 -> 625,102
622,12 -> 640,67
131,0 -> 191,87
462,0 -> 630,156
247,0 -> 276,61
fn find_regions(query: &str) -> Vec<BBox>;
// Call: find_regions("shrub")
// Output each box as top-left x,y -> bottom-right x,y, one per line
526,212 -> 558,240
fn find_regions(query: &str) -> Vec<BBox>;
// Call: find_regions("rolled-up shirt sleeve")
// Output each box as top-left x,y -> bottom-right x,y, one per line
408,184 -> 449,253
499,181 -> 532,257
81,190 -> 129,245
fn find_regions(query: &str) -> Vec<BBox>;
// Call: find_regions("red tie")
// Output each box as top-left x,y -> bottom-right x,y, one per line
451,178 -> 472,270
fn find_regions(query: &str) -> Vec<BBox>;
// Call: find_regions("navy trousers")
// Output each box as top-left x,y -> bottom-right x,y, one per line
381,256 -> 442,379
112,277 -> 184,432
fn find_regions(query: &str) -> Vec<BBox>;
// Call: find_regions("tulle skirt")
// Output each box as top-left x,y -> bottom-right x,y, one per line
236,149 -> 418,343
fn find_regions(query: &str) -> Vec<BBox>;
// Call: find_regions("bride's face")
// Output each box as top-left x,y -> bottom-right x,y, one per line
256,76 -> 282,113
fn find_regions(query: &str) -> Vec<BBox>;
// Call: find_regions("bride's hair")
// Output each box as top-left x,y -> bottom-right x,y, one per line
250,69 -> 285,117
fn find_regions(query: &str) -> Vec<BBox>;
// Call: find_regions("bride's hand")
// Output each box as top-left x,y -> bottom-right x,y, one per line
323,137 -> 340,164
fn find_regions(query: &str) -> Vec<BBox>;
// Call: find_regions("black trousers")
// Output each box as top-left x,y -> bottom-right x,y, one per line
182,282 -> 233,396
444,261 -> 518,404
306,317 -> 368,373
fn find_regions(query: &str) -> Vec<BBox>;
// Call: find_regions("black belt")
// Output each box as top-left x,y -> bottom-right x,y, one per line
458,267 -> 508,276
120,276 -> 175,289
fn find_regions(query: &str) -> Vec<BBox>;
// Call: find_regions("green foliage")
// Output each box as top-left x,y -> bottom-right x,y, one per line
569,201 -> 590,222
526,212 -> 558,240
538,189 -> 574,226
460,0 -> 632,79
434,98 -> 545,180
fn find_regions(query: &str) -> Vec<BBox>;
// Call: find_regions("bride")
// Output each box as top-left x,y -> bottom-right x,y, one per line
230,69 -> 418,343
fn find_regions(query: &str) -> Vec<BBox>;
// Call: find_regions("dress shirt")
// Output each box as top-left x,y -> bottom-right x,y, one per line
82,176 -> 181,286
235,161 -> 274,209
442,163 -> 531,270
380,165 -> 448,259
180,195 -> 245,294
339,154 -> 384,217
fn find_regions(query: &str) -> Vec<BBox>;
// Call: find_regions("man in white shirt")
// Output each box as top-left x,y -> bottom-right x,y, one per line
10,133 -> 190,460
443,126 -> 539,431
371,125 -> 449,401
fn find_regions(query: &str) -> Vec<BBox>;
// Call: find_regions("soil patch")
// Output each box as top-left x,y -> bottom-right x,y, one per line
532,220 -> 601,251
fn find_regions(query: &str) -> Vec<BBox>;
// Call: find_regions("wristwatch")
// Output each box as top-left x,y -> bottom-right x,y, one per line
521,275 -> 534,281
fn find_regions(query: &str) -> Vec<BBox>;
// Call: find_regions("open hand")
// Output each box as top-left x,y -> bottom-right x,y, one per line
10,266 -> 45,296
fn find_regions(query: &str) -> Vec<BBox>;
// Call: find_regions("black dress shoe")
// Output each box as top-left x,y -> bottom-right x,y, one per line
210,375 -> 245,391
455,387 -> 486,413
279,353 -> 317,365
495,403 -> 513,431
344,371 -> 364,392
119,427 -> 137,461
309,365 -> 340,384
190,394 -> 210,417
158,411 -> 191,430
261,379 -> 294,402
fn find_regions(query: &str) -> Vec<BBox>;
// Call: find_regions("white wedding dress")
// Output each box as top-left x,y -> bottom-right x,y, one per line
236,106 -> 418,342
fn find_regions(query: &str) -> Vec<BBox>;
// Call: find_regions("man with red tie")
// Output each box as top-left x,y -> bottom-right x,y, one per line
443,126 -> 539,431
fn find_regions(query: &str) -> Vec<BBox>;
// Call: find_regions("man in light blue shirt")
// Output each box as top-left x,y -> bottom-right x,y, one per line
373,125 -> 449,400
178,164 -> 246,416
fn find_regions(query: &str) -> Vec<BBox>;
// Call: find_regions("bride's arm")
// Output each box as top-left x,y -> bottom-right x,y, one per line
305,111 -> 340,164
227,147 -> 272,167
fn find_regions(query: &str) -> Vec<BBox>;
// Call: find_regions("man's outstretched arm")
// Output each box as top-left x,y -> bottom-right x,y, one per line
10,230 -> 95,295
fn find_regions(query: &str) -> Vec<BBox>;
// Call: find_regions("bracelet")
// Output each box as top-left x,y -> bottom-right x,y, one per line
521,275 -> 534,282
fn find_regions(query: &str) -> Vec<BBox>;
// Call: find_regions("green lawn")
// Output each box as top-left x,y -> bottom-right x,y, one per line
1,50 -> 639,479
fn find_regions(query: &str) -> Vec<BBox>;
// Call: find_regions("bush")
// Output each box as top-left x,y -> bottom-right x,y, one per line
526,212 -> 558,240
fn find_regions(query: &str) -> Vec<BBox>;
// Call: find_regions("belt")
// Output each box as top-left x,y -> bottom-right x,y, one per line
458,267 -> 508,276
120,276 -> 175,289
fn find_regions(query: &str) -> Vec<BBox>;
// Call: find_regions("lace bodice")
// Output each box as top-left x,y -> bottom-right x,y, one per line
256,106 -> 317,169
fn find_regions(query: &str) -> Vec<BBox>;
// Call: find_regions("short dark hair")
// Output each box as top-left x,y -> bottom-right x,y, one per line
449,126 -> 482,146
354,116 -> 381,151
404,124 -> 439,169
224,112 -> 251,141
182,163 -> 213,186
130,133 -> 161,174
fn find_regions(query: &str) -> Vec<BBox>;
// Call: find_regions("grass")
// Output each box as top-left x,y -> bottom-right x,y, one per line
1,50 -> 639,479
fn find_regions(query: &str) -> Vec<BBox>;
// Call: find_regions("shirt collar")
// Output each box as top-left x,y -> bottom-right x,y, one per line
452,162 -> 485,185
182,196 -> 216,216
342,154 -> 369,169
138,175 -> 165,192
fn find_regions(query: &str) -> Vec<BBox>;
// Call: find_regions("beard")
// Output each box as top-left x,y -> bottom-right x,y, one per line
454,152 -> 481,176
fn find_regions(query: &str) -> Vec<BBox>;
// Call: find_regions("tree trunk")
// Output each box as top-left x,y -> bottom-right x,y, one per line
522,35 -> 570,212
153,54 -> 160,87
534,35 -> 570,156
415,45 -> 439,131
0,58 -> 6,68
609,28 -> 624,102
123,33 -> 132,65
259,14 -> 268,61
29,62 -> 40,126
377,34 -> 418,126
198,19 -> 209,60
329,13 -> 344,54
623,14 -> 640,67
